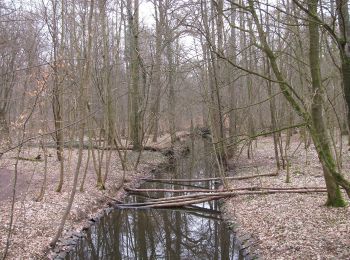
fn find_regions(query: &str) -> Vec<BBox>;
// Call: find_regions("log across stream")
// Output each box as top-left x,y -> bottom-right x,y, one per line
64,138 -> 249,260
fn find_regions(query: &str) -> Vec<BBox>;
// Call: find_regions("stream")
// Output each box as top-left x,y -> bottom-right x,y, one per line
65,138 -> 245,260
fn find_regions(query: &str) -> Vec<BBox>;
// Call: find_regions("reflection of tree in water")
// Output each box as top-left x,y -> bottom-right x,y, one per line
66,139 -> 242,260
68,205 -> 237,260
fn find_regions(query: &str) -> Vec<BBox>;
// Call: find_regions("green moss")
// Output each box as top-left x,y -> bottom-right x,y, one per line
325,189 -> 348,207
97,182 -> 106,190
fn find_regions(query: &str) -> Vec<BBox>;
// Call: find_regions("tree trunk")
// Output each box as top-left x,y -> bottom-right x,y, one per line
151,0 -> 164,142
336,0 -> 350,140
0,110 -> 10,146
248,0 -> 350,206
308,0 -> 346,206
52,0 -> 64,162
165,8 -> 176,144
228,1 -> 237,157
210,0 -> 227,167
128,0 -> 141,150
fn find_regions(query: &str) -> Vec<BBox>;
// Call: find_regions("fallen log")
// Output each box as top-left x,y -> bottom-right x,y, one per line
26,142 -> 160,152
125,186 -> 327,194
104,195 -> 123,204
142,173 -> 278,183
118,194 -> 211,207
10,156 -> 43,162
138,196 -> 224,209
117,188 -> 328,208
124,187 -> 214,193
144,188 -> 328,204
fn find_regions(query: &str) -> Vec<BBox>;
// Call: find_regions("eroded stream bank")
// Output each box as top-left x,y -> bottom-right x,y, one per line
58,138 -> 254,260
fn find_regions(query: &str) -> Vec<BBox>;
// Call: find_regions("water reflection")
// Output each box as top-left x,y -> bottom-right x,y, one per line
66,139 -> 243,260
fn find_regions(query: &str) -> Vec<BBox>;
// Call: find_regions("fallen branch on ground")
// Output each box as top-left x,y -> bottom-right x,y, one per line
26,142 -> 160,151
10,156 -> 43,162
124,187 -> 214,193
104,195 -> 123,203
117,187 -> 328,208
142,173 -> 278,183
125,186 -> 327,194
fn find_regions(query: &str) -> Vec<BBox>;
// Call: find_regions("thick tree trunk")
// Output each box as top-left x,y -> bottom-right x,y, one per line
248,0 -> 350,206
336,0 -> 350,138
308,0 -> 346,206
341,55 -> 350,136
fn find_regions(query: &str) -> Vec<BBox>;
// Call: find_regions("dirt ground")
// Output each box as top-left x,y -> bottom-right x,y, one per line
224,134 -> 350,259
0,168 -> 28,202
0,145 -> 166,259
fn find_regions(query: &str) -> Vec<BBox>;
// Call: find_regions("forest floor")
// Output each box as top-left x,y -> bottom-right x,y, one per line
0,140 -> 168,259
224,134 -> 350,260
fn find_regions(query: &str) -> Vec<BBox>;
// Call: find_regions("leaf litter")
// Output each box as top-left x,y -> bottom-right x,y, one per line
0,147 -> 166,259
223,135 -> 350,260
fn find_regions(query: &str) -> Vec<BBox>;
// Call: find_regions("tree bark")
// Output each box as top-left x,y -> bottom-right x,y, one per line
336,0 -> 350,139
308,0 -> 346,207
165,4 -> 176,144
151,0 -> 164,142
128,0 -> 141,150
0,110 -> 10,146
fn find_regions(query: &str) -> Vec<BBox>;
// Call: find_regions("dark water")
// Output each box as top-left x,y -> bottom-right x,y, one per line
66,138 -> 244,260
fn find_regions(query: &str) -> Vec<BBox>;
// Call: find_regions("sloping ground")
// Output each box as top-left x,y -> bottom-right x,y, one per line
0,168 -> 30,202
0,147 -> 166,259
223,135 -> 350,259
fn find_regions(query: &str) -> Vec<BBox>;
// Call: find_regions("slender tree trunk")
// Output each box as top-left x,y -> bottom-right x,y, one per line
0,110 -> 10,146
50,0 -> 94,247
99,0 -> 115,146
36,140 -> 48,201
151,0 -> 163,142
128,0 -> 141,150
228,1 -> 237,157
52,0 -> 64,163
164,2 -> 176,144
266,63 -> 281,170
210,0 -> 227,167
